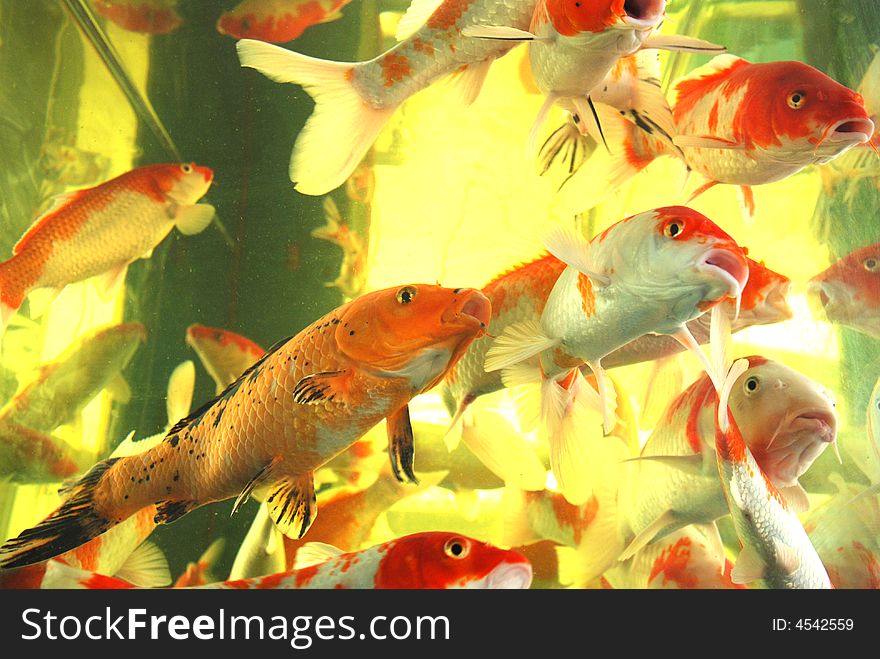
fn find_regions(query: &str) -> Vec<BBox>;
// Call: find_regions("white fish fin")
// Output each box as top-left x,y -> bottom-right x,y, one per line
512,383 -> 542,434
543,226 -> 609,285
640,33 -> 726,53
26,287 -> 62,319
107,373 -> 132,404
175,203 -> 215,236
623,454 -> 704,475
502,486 -> 540,547
569,95 -> 608,153
447,58 -> 494,106
42,561 -> 101,589
587,360 -> 616,435
293,542 -> 345,570
460,412 -> 546,491
110,429 -> 165,458
672,324 -> 721,393
779,482 -> 811,513
773,539 -> 801,576
395,0 -> 444,40
442,407 -> 466,452
673,134 -> 744,150
548,399 -> 594,506
317,9 -> 343,23
730,544 -> 766,584
267,473 -> 317,539
639,356 -> 683,429
618,510 -> 677,561
108,430 -> 138,459
697,521 -> 727,576
228,505 -> 286,580
710,302 -> 732,384
541,373 -> 573,437
628,70 -> 676,140
461,25 -> 546,41
94,264 -> 128,301
536,116 -> 595,177
237,39 -> 395,195
484,319 -> 559,372
114,541 -> 171,588
717,358 -> 750,433
0,301 -> 17,336
527,93 -> 560,156
141,247 -> 154,259
197,538 -> 226,570
166,360 -> 195,426
501,361 -> 541,388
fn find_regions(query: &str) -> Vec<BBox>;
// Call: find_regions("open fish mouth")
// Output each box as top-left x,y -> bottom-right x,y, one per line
445,290 -> 492,330
806,279 -> 854,322
784,409 -> 837,442
762,280 -> 794,322
622,0 -> 666,28
698,248 -> 750,299
484,562 -> 533,589
827,117 -> 875,143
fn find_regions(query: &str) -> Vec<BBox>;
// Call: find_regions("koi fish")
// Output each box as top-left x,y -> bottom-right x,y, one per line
713,358 -> 832,588
618,356 -> 836,562
0,362 -> 194,589
186,324 -> 266,394
554,55 -> 875,216
463,0 -> 721,151
93,0 -> 183,35
0,423 -> 94,483
0,322 -> 146,435
44,532 -> 533,589
311,198 -> 369,300
808,242 -> 880,339
481,206 -> 748,503
0,284 -> 490,569
444,255 -> 790,423
174,539 -> 225,587
0,163 -> 214,335
217,0 -> 354,43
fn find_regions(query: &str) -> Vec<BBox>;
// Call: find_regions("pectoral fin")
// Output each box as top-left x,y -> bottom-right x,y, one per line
773,539 -> 801,576
294,542 -> 345,570
779,483 -> 810,513
730,544 -> 765,584
113,541 -> 171,588
175,203 -> 215,236
461,25 -> 547,41
641,33 -> 726,53
623,454 -> 704,475
618,510 -> 677,561
267,473 -> 317,539
292,370 -> 351,405
387,405 -> 418,484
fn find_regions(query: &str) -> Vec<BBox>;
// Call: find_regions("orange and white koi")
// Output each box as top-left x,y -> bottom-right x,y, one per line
93,0 -> 183,35
0,163 -> 214,335
217,0 -> 354,43
173,539 -> 225,587
618,356 -> 837,562
481,207 -> 748,503
556,55 -> 875,216
0,284 -> 490,569
186,323 -> 267,394
808,242 -> 880,339
713,358 -> 832,588
311,198 -> 369,300
44,532 -> 533,589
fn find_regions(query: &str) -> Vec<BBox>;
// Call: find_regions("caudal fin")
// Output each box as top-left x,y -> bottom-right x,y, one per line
0,259 -> 27,337
0,459 -> 118,569
236,39 -> 395,196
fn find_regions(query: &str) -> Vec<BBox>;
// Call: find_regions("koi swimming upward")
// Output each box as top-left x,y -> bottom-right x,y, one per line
0,284 -> 490,569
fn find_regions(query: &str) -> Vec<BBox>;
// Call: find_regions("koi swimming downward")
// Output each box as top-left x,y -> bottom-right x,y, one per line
0,284 -> 490,569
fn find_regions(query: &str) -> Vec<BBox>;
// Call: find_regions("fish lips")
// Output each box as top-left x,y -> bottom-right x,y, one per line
826,117 -> 876,144
807,278 -> 854,322
484,561 -> 533,589
758,407 -> 837,485
697,247 -> 750,300
621,0 -> 666,29
442,290 -> 492,336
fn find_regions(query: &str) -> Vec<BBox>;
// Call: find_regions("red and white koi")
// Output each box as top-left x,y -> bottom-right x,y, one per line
0,284 -> 490,569
555,55 -> 875,216
618,356 -> 837,562
43,532 -> 533,589
218,0 -> 354,43
93,0 -> 183,35
0,163 -> 214,335
714,358 -> 832,588
808,242 -> 880,339
481,206 -> 748,503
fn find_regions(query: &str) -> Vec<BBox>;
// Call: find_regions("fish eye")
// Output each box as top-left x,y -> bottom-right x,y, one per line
181,163 -> 193,173
663,220 -> 685,238
443,538 -> 470,559
863,257 -> 879,272
395,286 -> 417,305
787,91 -> 806,109
743,376 -> 761,396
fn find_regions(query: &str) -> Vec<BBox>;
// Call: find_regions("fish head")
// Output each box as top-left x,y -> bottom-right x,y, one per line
538,0 -> 665,37
731,258 -> 793,327
727,357 -> 837,487
161,163 -> 214,205
376,533 -> 533,589
336,285 -> 491,392
807,243 -> 880,339
594,206 -> 749,328
745,61 -> 874,158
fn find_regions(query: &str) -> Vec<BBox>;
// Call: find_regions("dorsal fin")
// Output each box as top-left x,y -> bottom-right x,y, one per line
293,542 -> 345,570
395,0 -> 444,41
671,54 -> 747,111
14,190 -> 90,255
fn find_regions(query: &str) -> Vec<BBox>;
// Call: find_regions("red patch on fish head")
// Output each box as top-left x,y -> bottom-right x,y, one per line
335,285 -> 490,388
126,163 -> 213,204
373,532 -> 530,588
738,258 -> 792,319
811,242 -> 880,309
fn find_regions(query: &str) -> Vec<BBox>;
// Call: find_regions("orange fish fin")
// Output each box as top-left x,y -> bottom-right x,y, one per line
232,457 -> 281,515
154,499 -> 200,525
739,185 -> 756,219
13,190 -> 89,255
387,405 -> 417,484
94,263 -> 129,302
266,473 -> 317,539
292,369 -> 352,405
687,179 -> 720,202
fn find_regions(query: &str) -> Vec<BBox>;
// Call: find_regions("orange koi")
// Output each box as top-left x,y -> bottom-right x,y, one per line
93,0 -> 183,35
217,0 -> 354,43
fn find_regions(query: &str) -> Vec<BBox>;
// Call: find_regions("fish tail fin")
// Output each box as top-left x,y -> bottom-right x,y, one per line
236,39 -> 395,196
0,257 -> 29,335
0,458 -> 120,569
552,104 -> 681,216
460,411 -> 546,491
